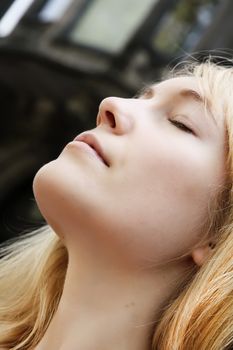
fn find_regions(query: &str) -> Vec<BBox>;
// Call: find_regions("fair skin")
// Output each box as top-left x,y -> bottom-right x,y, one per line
32,76 -> 225,350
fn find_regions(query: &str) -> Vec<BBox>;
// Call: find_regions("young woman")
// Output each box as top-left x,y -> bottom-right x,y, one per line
0,59 -> 232,350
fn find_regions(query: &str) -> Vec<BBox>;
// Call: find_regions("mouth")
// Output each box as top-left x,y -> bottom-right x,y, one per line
74,133 -> 110,167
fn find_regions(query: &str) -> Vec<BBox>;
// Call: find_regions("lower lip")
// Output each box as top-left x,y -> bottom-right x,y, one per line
66,141 -> 106,165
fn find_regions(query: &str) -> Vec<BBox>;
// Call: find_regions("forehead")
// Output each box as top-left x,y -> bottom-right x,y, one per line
153,76 -> 200,94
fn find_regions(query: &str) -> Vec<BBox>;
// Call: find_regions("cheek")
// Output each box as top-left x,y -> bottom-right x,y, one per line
136,137 -> 218,205
126,139 -> 211,208
103,141 -> 220,264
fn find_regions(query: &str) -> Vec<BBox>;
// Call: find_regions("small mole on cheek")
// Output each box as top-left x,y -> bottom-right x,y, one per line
125,302 -> 135,308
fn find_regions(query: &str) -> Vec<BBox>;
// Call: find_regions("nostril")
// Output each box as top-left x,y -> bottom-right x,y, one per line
105,110 -> 116,128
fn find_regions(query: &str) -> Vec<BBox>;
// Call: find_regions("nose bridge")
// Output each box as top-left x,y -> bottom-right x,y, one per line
98,96 -> 136,134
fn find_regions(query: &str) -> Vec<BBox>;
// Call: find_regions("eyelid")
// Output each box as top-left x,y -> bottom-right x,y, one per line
171,115 -> 197,135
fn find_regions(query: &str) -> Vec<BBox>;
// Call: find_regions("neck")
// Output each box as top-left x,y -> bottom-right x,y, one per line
35,247 -> 193,350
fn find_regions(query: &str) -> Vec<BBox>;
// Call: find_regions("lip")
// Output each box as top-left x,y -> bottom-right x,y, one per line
74,133 -> 109,167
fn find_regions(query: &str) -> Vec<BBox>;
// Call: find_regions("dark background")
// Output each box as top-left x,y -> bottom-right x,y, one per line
0,0 -> 232,243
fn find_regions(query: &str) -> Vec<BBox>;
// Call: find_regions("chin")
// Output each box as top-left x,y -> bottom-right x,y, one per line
33,160 -> 62,222
32,157 -> 102,238
32,161 -> 71,238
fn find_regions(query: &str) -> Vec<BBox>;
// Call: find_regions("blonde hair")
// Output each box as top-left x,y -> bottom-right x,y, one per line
152,59 -> 233,349
0,226 -> 68,349
1,59 -> 233,349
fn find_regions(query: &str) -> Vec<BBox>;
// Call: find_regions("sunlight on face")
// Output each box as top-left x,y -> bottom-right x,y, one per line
33,76 -> 226,269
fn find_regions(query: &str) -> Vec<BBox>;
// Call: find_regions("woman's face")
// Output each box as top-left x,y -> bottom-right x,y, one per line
33,76 -> 226,268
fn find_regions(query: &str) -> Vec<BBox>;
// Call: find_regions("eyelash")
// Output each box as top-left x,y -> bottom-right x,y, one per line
169,119 -> 194,135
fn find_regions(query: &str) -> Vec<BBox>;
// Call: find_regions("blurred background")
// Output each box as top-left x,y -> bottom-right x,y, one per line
0,0 -> 232,243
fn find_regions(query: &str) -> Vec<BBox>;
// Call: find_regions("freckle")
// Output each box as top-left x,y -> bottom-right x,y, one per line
125,302 -> 135,308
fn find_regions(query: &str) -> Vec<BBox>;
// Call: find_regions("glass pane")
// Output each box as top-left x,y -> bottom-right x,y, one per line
0,0 -> 15,18
39,0 -> 73,22
69,0 -> 158,54
0,0 -> 35,37
151,0 -> 220,56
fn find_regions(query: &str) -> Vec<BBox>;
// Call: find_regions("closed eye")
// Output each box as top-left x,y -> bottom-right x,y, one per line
169,119 -> 194,135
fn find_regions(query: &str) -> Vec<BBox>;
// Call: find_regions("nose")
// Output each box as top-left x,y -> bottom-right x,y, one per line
96,97 -> 134,135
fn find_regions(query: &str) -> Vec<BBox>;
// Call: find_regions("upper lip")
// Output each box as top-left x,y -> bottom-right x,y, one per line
74,133 -> 109,167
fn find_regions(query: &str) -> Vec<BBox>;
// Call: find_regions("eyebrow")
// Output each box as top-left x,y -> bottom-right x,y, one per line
139,85 -> 204,103
139,85 -> 216,126
179,88 -> 204,103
